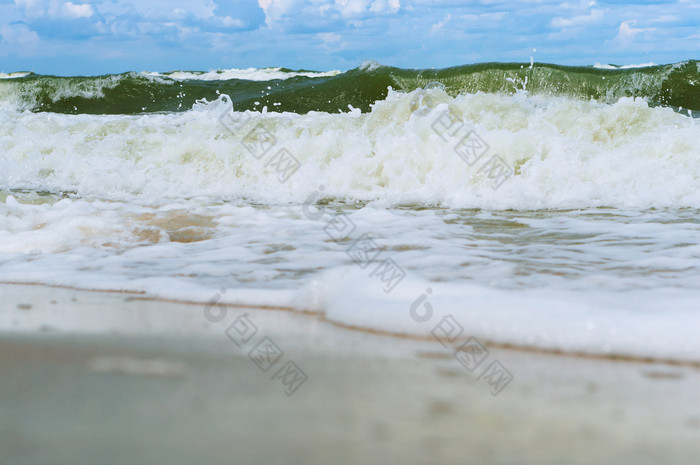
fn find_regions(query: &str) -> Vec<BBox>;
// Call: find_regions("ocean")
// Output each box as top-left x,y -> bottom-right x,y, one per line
1,60 -> 699,364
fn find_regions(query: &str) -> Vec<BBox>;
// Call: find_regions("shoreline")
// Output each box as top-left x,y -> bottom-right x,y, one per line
3,281 -> 700,369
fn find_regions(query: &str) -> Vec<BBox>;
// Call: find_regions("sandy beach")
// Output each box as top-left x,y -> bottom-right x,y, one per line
1,283 -> 698,465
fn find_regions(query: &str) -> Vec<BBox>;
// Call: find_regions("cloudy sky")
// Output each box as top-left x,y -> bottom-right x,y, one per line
0,0 -> 698,75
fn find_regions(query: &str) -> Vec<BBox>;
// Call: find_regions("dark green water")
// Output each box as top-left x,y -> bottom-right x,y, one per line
2,60 -> 698,115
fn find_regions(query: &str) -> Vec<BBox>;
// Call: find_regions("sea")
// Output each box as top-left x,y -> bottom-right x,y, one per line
1,59 -> 699,363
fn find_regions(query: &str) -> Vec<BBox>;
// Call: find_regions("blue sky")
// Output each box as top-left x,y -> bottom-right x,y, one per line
0,0 -> 698,75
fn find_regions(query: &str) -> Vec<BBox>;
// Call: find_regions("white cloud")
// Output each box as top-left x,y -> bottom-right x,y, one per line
15,0 -> 93,19
461,12 -> 506,24
318,31 -> 341,43
551,9 -> 603,29
335,0 -> 368,17
614,20 -> 655,46
0,23 -> 40,45
257,0 -> 298,26
4,0 -> 700,74
97,0 -> 217,21
321,0 -> 400,18
372,0 -> 400,14
14,0 -> 47,17
649,15 -> 677,24
56,2 -> 94,19
258,0 -> 400,28
219,16 -> 245,28
431,13 -> 450,33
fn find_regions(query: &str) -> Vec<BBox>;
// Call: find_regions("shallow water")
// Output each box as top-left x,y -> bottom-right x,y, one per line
1,193 -> 699,360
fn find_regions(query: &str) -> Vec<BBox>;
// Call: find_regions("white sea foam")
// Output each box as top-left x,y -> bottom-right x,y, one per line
593,62 -> 657,69
0,72 -> 31,79
1,89 -> 698,209
358,60 -> 384,71
142,68 -> 341,81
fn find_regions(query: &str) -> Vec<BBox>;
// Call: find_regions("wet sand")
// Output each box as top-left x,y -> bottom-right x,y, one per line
1,284 -> 699,464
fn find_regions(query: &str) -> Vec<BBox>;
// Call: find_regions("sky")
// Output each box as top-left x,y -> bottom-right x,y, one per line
0,0 -> 698,75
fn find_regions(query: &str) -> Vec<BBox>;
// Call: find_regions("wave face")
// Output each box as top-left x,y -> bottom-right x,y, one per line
1,60 -> 699,115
